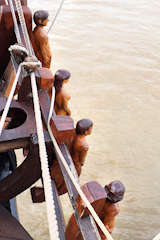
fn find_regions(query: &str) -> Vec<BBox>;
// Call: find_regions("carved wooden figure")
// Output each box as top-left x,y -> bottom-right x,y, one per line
50,118 -> 93,195
70,118 -> 93,176
65,180 -> 125,240
33,10 -> 51,68
0,2 -> 102,240
53,69 -> 71,116
33,118 -> 93,197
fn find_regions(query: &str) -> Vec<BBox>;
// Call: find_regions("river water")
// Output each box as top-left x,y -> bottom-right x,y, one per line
16,0 -> 160,240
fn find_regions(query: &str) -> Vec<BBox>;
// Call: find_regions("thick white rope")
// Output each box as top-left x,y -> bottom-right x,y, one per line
7,2 -> 159,240
47,87 -> 114,240
12,1 -> 61,239
47,0 -> 65,34
6,1 -> 114,239
30,73 -> 60,240
8,0 -> 22,44
153,233 -> 160,240
0,64 -> 21,136
14,0 -> 32,54
0,60 -> 40,136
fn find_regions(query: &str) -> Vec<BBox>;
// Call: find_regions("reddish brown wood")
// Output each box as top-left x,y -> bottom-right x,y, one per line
0,95 -> 57,202
0,97 -> 37,144
2,60 -> 16,98
36,67 -> 54,90
0,142 -> 41,203
0,0 -> 27,5
0,204 -> 33,240
0,0 -> 6,5
70,119 -> 93,177
39,89 -> 75,145
33,10 -> 51,68
0,5 -> 32,77
54,69 -> 71,116
0,135 -> 54,203
76,181 -> 107,218
30,186 -> 45,203
18,67 -> 54,102
65,182 -> 106,240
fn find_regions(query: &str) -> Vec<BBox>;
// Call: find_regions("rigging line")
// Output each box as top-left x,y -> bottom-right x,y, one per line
0,60 -> 39,136
0,64 -> 21,136
47,88 -> 114,240
5,0 -> 8,5
47,0 -> 65,34
13,0 -> 32,54
13,1 -> 60,239
30,73 -> 60,240
8,0 -> 22,44
153,233 -> 160,240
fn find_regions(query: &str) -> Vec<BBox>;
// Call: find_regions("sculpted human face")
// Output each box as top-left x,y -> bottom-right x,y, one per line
43,18 -> 49,26
64,78 -> 69,84
85,125 -> 93,136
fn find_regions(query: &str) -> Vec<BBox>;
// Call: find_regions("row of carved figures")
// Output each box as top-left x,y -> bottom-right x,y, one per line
31,9 -> 126,240
31,10 -> 94,189
0,5 -> 126,240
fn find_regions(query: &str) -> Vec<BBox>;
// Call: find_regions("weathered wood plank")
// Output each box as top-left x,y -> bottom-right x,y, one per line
51,180 -> 66,240
0,204 -> 33,240
56,144 -> 101,240
39,90 -> 75,145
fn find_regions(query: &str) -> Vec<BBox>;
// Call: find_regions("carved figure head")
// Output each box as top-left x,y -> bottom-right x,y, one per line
54,69 -> 71,93
76,119 -> 93,135
105,180 -> 125,203
33,10 -> 49,26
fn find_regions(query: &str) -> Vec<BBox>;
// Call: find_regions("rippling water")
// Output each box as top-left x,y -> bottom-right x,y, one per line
16,1 -> 160,240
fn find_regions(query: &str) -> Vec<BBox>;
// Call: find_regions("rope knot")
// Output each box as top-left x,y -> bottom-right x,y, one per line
9,44 -> 41,72
23,56 -> 41,72
9,44 -> 29,64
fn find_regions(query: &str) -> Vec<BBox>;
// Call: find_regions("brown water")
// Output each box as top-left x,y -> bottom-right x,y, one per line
16,0 -> 160,240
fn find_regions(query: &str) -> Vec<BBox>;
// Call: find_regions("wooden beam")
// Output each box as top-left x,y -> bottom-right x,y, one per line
56,144 -> 101,240
51,180 -> 66,240
0,204 -> 33,240
39,89 -> 75,145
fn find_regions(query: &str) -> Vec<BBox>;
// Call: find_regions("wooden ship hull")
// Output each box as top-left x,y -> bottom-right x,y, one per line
0,1 -> 109,240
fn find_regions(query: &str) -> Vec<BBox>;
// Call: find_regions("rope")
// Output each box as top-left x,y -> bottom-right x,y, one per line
12,1 -> 60,239
47,87 -> 114,240
6,2 -> 114,240
0,64 -> 21,136
0,60 -> 40,136
47,0 -> 65,34
13,0 -> 32,54
153,233 -> 160,240
8,0 -> 22,44
30,73 -> 59,240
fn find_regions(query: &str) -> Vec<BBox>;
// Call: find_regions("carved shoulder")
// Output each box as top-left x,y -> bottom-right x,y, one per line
33,27 -> 48,43
72,138 -> 89,153
103,202 -> 120,217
